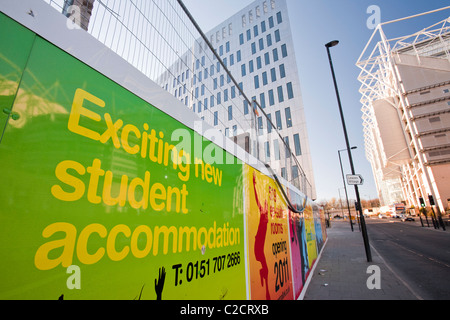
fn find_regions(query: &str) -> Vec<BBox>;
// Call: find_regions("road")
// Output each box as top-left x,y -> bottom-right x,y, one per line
365,217 -> 450,300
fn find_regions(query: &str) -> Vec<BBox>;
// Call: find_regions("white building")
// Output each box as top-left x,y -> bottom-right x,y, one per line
157,0 -> 316,199
357,12 -> 450,213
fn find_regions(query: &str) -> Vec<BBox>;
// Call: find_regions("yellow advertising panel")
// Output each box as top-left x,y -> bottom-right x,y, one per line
304,205 -> 318,269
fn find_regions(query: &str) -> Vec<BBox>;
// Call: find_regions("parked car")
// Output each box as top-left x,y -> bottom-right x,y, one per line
402,216 -> 415,222
378,214 -> 388,219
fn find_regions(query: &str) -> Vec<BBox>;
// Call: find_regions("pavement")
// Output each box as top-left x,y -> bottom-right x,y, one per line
302,220 -> 421,300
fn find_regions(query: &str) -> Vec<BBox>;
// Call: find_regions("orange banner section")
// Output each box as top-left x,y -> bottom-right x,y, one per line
244,165 -> 293,300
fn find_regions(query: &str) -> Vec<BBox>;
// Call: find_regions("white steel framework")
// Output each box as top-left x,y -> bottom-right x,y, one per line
357,7 -> 450,213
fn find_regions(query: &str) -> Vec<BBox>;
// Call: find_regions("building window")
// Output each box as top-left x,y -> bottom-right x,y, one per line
443,88 -> 450,93
228,106 -> 233,121
265,141 -> 271,160
210,95 -> 215,107
237,50 -> 242,62
239,33 -> 244,45
247,29 -> 252,41
271,68 -> 277,82
258,117 -> 263,135
278,86 -> 284,102
251,42 -> 257,54
214,111 -> 218,126
274,139 -> 280,160
293,134 -> 302,156
275,29 -> 281,42
259,38 -> 265,51
279,64 -> 286,78
269,16 -> 274,28
262,72 -> 268,85
284,136 -> 291,158
254,75 -> 260,89
249,60 -> 254,73
226,41 -> 230,53
260,92 -> 266,109
257,56 -> 262,69
264,52 -> 270,65
281,168 -> 287,179
217,92 -> 221,104
244,100 -> 249,115
287,82 -> 294,99
267,34 -> 273,47
281,44 -> 288,57
267,114 -> 272,133
292,166 -> 299,179
275,110 -> 282,129
261,20 -> 267,33
273,48 -> 279,62
285,107 -> 292,128
241,64 -> 246,77
269,89 -> 275,106
254,25 -> 259,37
276,12 -> 283,24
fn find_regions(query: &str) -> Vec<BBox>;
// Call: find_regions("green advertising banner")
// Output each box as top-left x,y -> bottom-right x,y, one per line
0,14 -> 246,300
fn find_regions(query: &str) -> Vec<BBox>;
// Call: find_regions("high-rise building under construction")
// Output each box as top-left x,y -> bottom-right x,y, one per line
158,0 -> 316,199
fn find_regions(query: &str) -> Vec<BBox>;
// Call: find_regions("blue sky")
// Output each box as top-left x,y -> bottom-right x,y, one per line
183,0 -> 450,202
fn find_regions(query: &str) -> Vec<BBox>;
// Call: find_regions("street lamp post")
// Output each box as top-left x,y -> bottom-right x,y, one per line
339,147 -> 357,232
326,40 -> 372,262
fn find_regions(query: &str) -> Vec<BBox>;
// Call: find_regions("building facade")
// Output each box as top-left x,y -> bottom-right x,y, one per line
358,14 -> 450,213
157,0 -> 316,199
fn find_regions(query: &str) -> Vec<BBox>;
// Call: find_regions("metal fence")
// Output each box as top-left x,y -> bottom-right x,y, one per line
43,0 -> 313,198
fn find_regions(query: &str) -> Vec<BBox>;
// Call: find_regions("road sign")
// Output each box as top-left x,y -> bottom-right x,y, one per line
347,174 -> 364,185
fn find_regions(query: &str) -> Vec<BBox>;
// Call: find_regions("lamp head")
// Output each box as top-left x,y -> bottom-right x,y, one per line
325,40 -> 339,48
